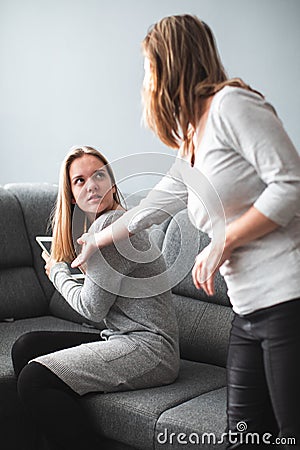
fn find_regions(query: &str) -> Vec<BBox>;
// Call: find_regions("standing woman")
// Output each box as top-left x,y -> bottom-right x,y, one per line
12,146 -> 179,450
73,16 -> 300,448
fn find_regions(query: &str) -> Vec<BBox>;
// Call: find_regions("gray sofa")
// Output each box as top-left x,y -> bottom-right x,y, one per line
0,183 -> 233,450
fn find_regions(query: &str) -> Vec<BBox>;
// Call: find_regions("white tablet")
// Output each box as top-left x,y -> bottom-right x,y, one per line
36,236 -> 85,280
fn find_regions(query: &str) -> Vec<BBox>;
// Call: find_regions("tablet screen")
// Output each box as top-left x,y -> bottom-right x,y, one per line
36,236 -> 85,280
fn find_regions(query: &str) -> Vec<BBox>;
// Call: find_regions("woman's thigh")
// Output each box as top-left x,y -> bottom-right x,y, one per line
263,299 -> 300,446
11,330 -> 101,376
226,314 -> 278,448
32,335 -> 177,395
17,362 -> 103,450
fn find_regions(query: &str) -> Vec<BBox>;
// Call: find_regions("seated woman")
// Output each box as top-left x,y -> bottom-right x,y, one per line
12,146 -> 179,450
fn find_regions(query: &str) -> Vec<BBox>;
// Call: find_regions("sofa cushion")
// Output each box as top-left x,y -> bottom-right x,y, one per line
0,187 -> 32,269
5,183 -> 58,302
163,210 -> 230,307
155,387 -> 227,449
0,315 -> 99,385
81,359 -> 226,450
0,267 -> 48,320
172,294 -> 233,367
162,210 -> 233,367
3,184 -> 94,325
0,186 -> 49,319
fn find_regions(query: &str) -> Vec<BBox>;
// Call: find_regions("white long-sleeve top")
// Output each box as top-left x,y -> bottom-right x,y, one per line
122,86 -> 300,314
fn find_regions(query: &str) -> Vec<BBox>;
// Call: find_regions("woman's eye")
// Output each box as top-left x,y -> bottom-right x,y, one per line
75,178 -> 84,185
95,171 -> 105,179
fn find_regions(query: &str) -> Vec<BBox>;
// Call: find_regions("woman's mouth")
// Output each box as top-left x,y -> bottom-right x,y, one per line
87,194 -> 102,202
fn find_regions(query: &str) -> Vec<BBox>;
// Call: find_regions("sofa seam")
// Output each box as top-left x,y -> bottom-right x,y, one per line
153,385 -> 227,448
101,398 -> 158,418
188,302 -> 208,346
158,386 -> 227,414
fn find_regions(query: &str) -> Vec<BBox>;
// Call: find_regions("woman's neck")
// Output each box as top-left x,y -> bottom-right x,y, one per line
88,202 -> 125,223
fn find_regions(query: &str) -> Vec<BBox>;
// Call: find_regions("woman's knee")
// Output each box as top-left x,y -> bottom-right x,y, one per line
18,361 -> 75,404
17,362 -> 46,402
12,332 -> 41,376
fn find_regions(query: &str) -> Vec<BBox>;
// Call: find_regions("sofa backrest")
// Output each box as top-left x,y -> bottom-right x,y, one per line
0,185 -> 49,320
4,183 -> 96,326
5,183 -> 58,297
162,210 -> 233,368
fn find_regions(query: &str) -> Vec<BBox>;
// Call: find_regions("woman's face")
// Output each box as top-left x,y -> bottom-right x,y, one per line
69,154 -> 116,219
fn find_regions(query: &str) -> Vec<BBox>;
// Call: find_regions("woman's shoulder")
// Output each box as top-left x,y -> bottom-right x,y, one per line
210,85 -> 277,132
213,85 -> 261,108
212,85 -> 271,116
89,209 -> 125,233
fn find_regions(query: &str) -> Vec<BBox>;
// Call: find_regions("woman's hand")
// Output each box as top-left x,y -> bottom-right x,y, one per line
71,233 -> 98,268
41,251 -> 57,278
192,206 -> 279,295
72,218 -> 130,268
192,242 -> 232,296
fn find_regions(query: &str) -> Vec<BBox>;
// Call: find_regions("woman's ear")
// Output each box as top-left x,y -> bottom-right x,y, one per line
71,198 -> 76,205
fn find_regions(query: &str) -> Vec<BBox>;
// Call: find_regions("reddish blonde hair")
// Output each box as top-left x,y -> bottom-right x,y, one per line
142,15 -> 263,157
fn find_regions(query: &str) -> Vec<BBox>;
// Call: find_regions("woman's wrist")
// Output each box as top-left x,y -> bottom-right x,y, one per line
224,206 -> 279,255
49,261 -> 69,282
94,232 -> 102,248
224,226 -> 240,253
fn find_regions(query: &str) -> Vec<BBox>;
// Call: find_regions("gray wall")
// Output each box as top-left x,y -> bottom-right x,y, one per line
1,0 -> 299,191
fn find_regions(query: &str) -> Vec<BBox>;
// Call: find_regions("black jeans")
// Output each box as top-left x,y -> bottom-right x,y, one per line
11,330 -> 104,450
226,298 -> 300,449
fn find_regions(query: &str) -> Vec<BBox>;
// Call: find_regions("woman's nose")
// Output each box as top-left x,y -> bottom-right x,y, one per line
86,177 -> 98,192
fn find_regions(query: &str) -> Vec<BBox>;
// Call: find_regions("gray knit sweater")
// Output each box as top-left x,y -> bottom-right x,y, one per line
33,210 -> 180,395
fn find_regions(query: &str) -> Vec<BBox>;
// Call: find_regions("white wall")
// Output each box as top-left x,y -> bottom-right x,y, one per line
1,0 -> 299,191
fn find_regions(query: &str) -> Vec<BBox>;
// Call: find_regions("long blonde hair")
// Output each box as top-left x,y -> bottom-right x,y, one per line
51,146 -> 123,262
142,15 -> 263,158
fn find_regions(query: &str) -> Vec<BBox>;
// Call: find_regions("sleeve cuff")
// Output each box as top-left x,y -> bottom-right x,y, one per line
253,188 -> 297,227
49,262 -> 71,283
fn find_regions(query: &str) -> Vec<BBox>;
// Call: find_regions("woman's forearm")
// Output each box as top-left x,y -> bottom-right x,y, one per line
192,206 -> 280,295
72,212 -> 133,268
95,218 -> 131,248
225,206 -> 279,252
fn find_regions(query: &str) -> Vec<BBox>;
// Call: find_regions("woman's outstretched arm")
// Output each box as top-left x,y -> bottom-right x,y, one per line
72,217 -> 129,268
72,155 -> 188,267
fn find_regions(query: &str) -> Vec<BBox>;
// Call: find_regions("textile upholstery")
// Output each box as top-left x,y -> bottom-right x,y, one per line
0,183 -> 232,450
